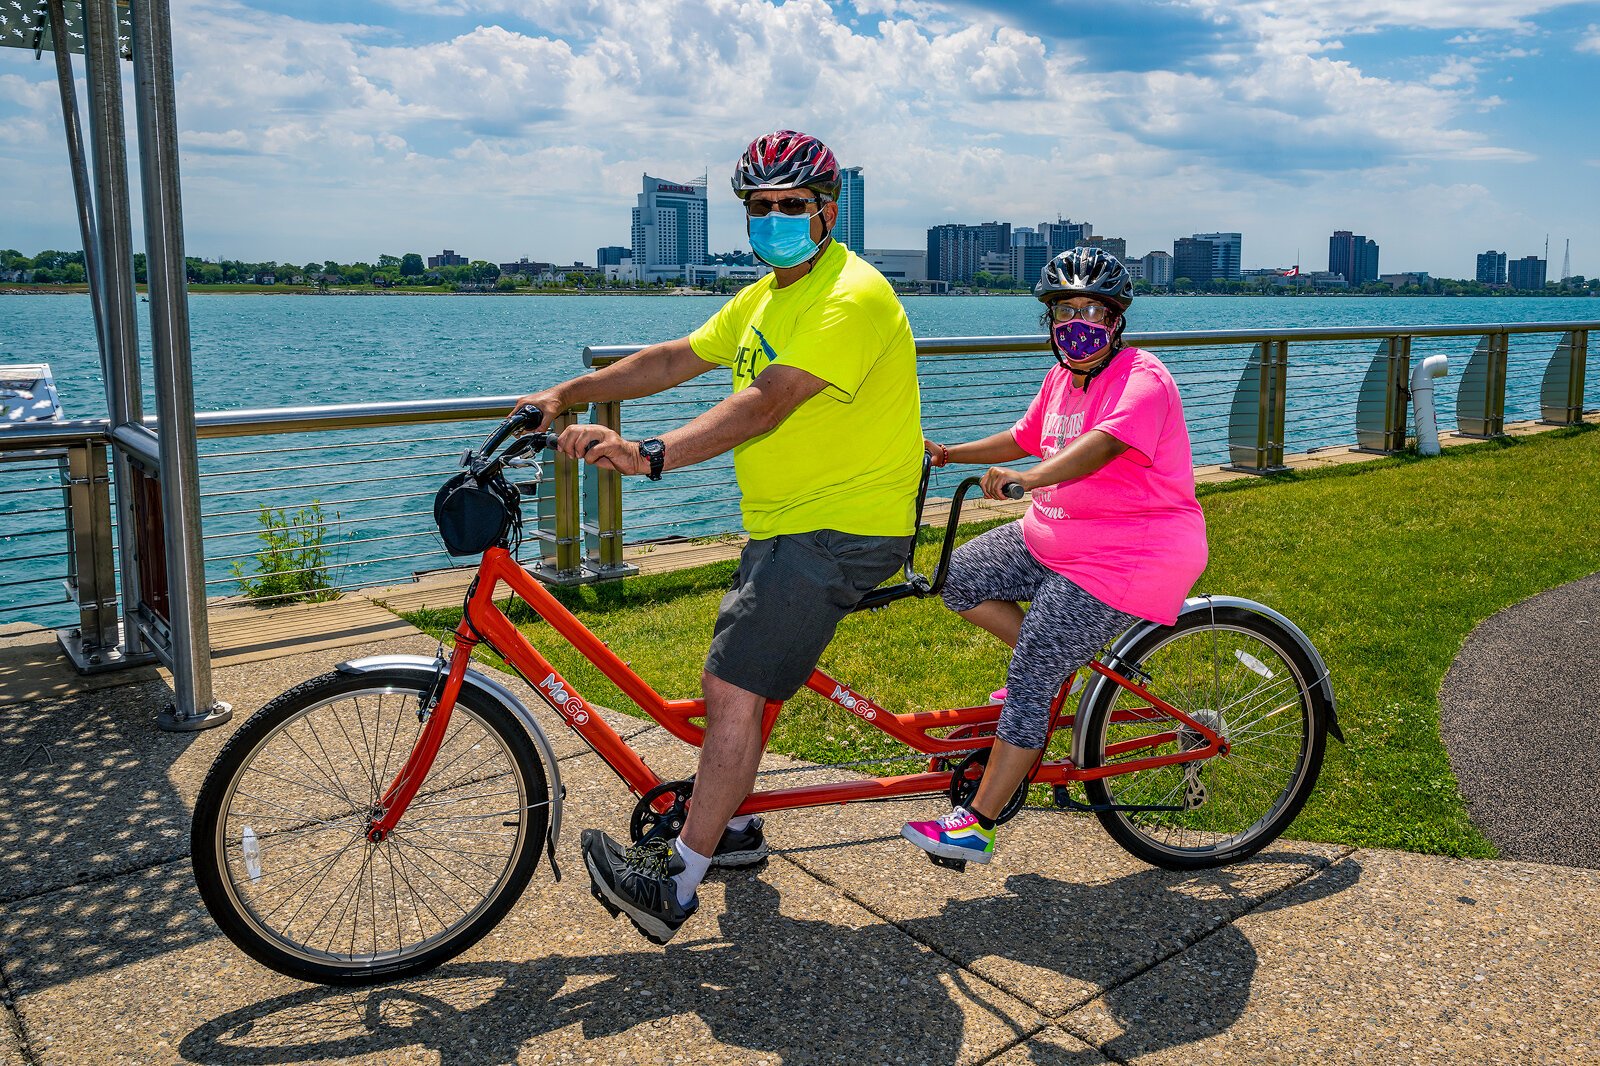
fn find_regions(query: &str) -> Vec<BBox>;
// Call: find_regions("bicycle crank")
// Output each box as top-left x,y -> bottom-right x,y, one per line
630,779 -> 694,846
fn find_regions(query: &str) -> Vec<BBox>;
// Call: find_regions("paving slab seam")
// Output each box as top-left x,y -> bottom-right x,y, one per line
0,957 -> 43,1066
964,1020 -> 1058,1066
1051,844 -> 1360,1056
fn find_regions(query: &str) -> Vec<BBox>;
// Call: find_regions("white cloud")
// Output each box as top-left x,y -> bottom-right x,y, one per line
1578,24 -> 1600,53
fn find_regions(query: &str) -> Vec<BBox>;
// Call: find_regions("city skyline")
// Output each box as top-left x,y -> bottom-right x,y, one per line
2,1 -> 1592,277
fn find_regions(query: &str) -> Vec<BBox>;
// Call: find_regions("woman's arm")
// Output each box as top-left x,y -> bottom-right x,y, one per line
980,429 -> 1128,498
925,429 -> 1027,468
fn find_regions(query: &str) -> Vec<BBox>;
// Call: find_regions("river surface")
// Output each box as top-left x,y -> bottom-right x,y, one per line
2,293 -> 1595,622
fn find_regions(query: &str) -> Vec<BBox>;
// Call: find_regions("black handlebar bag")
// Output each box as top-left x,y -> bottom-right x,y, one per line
433,472 -> 518,556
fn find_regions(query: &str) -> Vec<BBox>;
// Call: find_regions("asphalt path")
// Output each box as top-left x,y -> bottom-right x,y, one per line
1440,570 -> 1600,869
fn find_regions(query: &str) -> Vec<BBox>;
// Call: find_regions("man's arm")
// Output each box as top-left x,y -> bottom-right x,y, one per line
564,362 -> 831,475
512,336 -> 714,429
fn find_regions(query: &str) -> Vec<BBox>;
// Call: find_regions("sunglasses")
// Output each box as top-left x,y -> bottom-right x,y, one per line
745,196 -> 823,217
1048,301 -> 1115,324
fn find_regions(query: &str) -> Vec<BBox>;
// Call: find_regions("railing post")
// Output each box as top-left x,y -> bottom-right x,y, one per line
530,408 -> 590,585
1457,332 -> 1508,438
1226,339 -> 1288,472
56,439 -> 123,669
1539,330 -> 1588,426
583,401 -> 638,581
1354,335 -> 1410,453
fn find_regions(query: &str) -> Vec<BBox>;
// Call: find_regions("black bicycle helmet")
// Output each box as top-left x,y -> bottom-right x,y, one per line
1033,247 -> 1134,312
732,130 -> 842,200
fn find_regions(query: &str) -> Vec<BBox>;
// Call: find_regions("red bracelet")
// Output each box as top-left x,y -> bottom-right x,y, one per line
930,443 -> 949,467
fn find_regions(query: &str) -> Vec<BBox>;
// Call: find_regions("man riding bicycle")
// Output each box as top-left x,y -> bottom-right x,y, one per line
514,130 -> 922,944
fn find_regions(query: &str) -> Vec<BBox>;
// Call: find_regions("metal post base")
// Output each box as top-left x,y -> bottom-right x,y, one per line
156,700 -> 232,732
528,562 -> 601,587
55,622 -> 159,674
585,562 -> 641,582
1220,464 -> 1289,476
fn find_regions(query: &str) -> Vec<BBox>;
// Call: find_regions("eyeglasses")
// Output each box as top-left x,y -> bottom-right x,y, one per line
745,196 -> 823,218
1049,301 -> 1114,324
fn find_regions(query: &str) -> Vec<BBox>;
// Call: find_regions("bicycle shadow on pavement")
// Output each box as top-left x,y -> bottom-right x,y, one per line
178,853 -> 1359,1065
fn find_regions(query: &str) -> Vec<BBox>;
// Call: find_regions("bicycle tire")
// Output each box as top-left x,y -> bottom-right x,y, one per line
1079,606 -> 1329,870
191,669 -> 549,985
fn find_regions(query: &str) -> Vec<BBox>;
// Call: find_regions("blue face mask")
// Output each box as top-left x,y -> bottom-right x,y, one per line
748,212 -> 821,268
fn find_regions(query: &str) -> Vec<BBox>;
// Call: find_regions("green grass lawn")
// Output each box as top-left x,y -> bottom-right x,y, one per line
404,425 -> 1600,857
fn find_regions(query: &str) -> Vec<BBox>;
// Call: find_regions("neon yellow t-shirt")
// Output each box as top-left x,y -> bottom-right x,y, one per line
688,242 -> 922,539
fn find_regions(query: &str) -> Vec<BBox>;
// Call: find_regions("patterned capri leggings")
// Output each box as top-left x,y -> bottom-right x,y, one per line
940,521 -> 1138,750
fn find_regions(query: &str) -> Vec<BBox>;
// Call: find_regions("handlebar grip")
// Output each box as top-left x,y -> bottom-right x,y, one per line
1003,482 -> 1026,500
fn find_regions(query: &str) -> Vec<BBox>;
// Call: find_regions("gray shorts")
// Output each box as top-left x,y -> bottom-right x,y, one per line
705,529 -> 913,701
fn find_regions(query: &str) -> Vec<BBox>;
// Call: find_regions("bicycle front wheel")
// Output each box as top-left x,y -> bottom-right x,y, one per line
1079,606 -> 1329,870
191,669 -> 549,985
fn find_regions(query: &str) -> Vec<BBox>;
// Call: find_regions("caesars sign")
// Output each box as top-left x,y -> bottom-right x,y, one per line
655,184 -> 700,195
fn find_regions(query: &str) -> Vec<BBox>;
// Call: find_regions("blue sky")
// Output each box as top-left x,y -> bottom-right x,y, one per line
1,0 -> 1596,276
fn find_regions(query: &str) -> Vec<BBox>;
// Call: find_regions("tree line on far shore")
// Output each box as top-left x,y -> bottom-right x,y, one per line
6,249 -> 1595,297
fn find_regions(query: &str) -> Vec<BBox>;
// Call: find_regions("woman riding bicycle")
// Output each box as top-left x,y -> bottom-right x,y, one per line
903,247 -> 1209,865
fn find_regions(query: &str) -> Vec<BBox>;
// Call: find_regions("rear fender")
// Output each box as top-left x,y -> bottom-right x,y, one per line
337,653 -> 565,880
1071,595 -> 1341,767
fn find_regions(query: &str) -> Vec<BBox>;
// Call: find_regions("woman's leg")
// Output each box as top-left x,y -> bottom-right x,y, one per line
940,522 -> 1039,649
968,574 -> 1138,822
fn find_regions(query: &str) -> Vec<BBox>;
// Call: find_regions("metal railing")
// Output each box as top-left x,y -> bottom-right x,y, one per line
0,321 -> 1593,634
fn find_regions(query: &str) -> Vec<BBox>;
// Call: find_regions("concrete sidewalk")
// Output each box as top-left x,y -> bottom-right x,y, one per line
0,632 -> 1596,1065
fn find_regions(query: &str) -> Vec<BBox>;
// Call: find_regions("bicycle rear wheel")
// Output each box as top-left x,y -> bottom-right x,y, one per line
1079,606 -> 1329,870
191,669 -> 548,984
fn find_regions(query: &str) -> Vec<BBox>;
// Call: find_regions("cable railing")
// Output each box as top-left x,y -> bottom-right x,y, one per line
0,321 -> 1592,637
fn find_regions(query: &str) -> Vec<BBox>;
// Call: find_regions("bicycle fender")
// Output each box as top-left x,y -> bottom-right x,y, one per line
1071,594 -> 1341,767
337,653 -> 565,881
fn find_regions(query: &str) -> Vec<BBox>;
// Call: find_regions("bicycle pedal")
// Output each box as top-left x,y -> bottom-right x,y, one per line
927,854 -> 967,873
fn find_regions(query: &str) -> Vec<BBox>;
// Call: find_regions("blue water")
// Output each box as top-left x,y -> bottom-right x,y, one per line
2,293 -> 1596,623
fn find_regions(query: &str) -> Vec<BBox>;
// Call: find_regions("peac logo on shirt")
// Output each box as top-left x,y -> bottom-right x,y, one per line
734,327 -> 779,387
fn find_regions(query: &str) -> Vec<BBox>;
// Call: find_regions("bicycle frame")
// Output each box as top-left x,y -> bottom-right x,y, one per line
367,547 -> 1226,838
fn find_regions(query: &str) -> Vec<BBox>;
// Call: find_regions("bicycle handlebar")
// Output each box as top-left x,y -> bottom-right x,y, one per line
1002,482 -> 1025,500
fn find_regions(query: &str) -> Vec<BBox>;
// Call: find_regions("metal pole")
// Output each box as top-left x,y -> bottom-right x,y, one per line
45,0 -> 110,385
82,0 -> 150,662
129,0 -> 229,729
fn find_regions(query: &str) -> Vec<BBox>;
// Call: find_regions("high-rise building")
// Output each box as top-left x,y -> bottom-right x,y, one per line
835,167 -> 865,254
596,246 -> 629,268
1173,238 -> 1215,286
974,221 -> 1012,256
1080,234 -> 1128,261
427,249 -> 468,268
1329,230 -> 1380,285
630,173 -> 708,281
1141,250 -> 1174,288
1009,228 -> 1048,286
926,224 -> 984,284
1508,256 -> 1547,290
1475,250 -> 1507,285
1192,232 -> 1242,280
1038,218 -> 1092,257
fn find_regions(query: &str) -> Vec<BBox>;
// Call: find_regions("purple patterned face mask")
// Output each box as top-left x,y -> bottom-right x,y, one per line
1053,319 -> 1112,362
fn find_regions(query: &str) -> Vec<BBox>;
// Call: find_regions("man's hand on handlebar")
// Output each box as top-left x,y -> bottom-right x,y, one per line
510,391 -> 565,434
556,424 -> 648,476
981,466 -> 1027,500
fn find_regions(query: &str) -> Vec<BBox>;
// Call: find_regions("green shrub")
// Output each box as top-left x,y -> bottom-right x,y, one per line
231,502 -> 342,603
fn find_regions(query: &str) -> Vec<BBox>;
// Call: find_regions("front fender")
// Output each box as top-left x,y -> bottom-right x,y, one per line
1071,595 -> 1341,767
337,653 -> 565,880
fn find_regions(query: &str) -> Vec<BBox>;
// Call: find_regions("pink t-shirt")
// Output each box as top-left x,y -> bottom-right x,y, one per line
1011,347 -> 1208,625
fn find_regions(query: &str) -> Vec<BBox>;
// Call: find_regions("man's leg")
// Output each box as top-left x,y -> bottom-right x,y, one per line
669,671 -> 768,905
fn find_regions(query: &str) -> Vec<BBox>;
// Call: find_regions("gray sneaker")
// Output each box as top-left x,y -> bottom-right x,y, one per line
581,830 -> 697,945
711,816 -> 769,868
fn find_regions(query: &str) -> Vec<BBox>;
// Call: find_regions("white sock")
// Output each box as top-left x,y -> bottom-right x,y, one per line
725,814 -> 755,832
672,838 -> 712,907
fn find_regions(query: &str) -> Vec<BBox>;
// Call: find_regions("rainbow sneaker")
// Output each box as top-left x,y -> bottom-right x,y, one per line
901,807 -> 996,864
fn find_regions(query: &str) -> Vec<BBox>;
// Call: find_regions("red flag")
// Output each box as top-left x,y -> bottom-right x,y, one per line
1281,265 -> 1300,277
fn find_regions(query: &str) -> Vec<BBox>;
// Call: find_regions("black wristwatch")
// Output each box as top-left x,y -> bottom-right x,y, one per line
638,438 -> 666,481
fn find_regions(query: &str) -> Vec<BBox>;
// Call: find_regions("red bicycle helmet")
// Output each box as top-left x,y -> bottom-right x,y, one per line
732,130 -> 842,200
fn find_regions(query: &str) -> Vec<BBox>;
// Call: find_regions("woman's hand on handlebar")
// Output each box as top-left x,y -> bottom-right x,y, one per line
981,466 -> 1027,500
